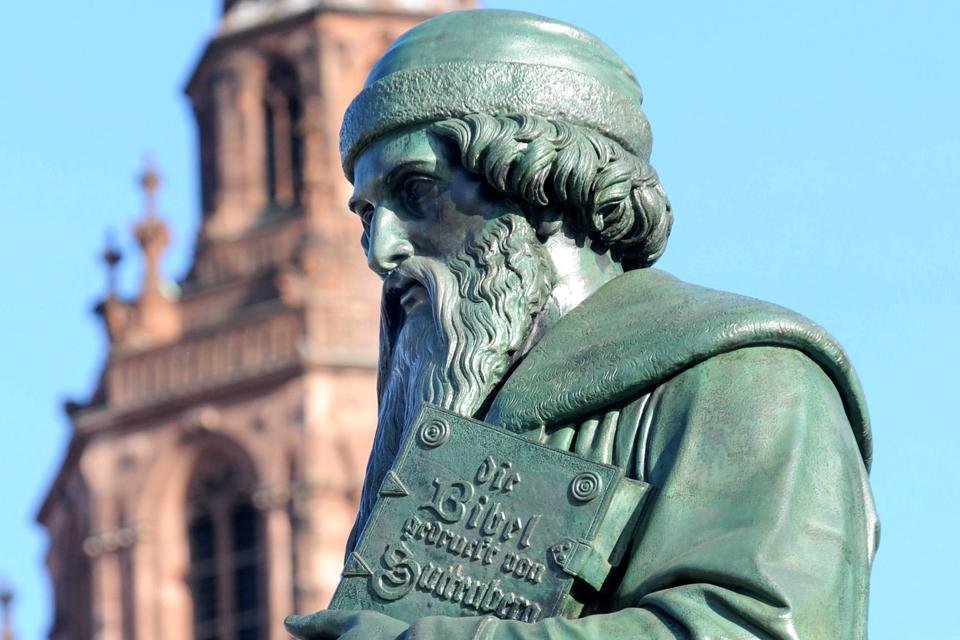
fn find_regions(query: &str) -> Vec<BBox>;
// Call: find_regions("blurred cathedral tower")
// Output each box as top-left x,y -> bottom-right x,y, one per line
37,1 -> 471,639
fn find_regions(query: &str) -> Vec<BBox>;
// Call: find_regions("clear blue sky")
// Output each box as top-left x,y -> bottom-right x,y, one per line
1,1 -> 956,638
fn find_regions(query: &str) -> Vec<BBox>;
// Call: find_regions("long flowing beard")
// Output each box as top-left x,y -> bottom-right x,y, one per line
347,214 -> 554,549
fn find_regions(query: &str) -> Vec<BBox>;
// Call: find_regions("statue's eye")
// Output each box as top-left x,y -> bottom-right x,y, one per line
402,175 -> 438,215
355,203 -> 373,250
356,203 -> 374,229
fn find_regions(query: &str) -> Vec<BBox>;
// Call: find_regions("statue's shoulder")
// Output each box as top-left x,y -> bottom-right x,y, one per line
488,269 -> 872,469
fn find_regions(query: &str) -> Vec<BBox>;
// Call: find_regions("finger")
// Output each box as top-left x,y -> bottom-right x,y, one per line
283,613 -> 316,639
285,609 -> 408,639
283,610 -> 354,639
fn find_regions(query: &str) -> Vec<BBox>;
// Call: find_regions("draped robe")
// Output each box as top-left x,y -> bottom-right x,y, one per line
356,268 -> 878,639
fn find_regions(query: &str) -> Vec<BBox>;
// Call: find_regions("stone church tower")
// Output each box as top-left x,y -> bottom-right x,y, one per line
37,1 -> 471,639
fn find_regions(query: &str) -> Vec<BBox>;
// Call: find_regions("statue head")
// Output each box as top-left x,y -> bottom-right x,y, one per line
341,10 -> 672,527
343,9 -> 671,270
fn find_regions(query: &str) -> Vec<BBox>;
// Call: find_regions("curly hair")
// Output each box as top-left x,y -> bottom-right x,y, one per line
430,114 -> 672,269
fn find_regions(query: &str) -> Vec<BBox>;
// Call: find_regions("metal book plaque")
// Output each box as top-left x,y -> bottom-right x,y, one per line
329,404 -> 650,624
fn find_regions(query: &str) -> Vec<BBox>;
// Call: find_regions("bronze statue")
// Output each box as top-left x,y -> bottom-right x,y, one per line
286,9 -> 877,639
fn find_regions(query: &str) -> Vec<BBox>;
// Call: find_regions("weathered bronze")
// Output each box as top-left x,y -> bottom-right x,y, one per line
329,405 -> 649,622
286,9 -> 878,639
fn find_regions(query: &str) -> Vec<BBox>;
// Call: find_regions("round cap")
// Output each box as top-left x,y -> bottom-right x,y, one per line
340,9 -> 652,179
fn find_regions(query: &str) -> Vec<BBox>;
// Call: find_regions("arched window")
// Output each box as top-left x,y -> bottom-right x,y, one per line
198,97 -> 219,218
263,58 -> 304,208
187,452 -> 265,640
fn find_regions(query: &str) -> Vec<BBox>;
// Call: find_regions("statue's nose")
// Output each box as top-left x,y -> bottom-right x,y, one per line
366,206 -> 414,276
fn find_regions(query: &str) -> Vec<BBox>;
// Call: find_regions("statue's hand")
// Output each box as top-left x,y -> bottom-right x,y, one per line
284,609 -> 410,640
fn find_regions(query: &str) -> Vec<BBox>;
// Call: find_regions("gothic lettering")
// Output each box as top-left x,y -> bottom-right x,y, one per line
371,542 -> 421,602
420,477 -> 474,523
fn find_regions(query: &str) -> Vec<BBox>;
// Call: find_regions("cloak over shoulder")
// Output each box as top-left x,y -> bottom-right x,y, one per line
486,268 -> 872,471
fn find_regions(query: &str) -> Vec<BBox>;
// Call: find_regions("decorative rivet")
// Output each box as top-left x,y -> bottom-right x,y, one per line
551,539 -> 575,567
570,471 -> 602,502
419,418 -> 451,448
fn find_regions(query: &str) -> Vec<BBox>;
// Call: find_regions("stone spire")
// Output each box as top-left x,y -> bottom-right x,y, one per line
101,230 -> 123,297
218,0 -> 473,37
134,159 -> 172,301
128,157 -> 181,347
0,583 -> 14,640
100,230 -> 131,344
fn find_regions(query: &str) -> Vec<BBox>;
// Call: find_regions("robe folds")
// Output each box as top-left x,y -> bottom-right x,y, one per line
396,268 -> 879,639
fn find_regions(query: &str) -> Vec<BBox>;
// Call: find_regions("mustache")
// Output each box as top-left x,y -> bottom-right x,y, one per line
377,214 -> 557,406
380,258 -> 455,355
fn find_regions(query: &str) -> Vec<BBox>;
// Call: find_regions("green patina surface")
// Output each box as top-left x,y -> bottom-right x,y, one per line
329,405 -> 649,623
286,8 -> 877,640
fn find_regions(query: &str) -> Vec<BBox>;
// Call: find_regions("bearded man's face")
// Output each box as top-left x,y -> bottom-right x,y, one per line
348,126 -> 556,529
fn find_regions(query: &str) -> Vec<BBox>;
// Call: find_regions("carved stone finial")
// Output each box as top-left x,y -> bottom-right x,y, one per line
134,157 -> 171,293
0,582 -> 14,640
98,228 -> 133,344
139,154 -> 161,219
101,229 -> 122,297
129,155 -> 181,346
